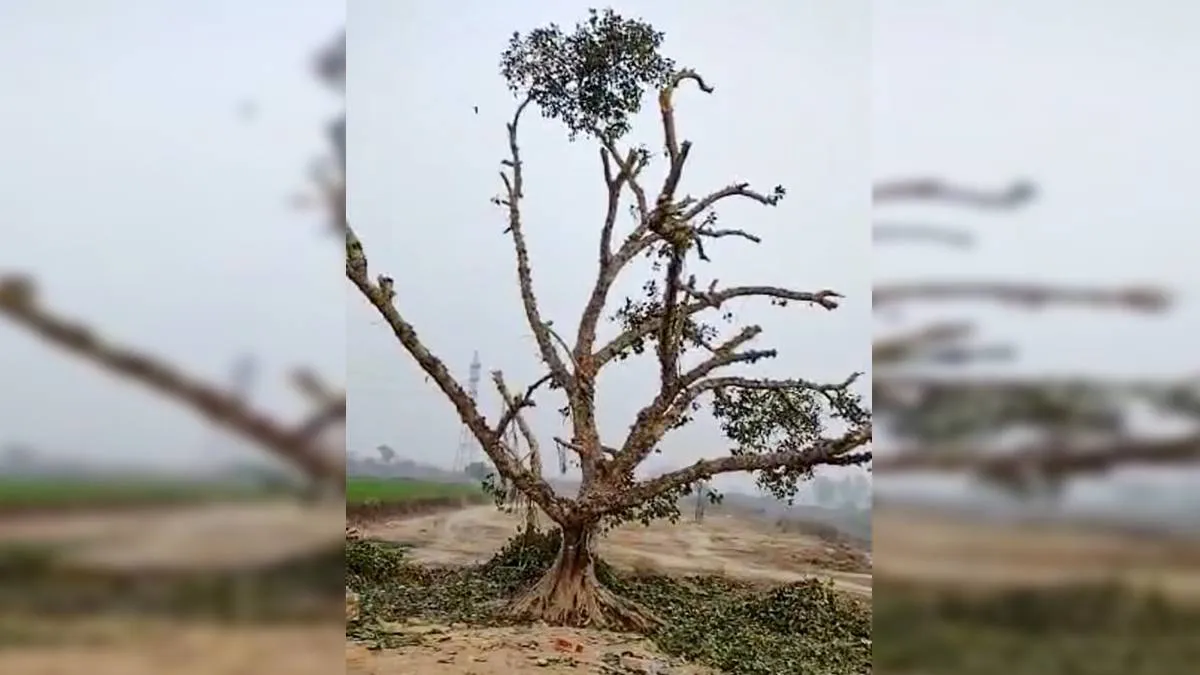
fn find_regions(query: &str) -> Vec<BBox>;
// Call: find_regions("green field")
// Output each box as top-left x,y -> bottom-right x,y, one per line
346,477 -> 481,504
0,477 -> 279,510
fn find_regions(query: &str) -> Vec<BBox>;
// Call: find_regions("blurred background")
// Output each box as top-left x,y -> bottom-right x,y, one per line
872,2 -> 1200,674
0,2 -> 345,673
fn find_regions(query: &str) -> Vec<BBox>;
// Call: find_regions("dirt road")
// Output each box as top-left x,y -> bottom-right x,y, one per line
362,505 -> 872,596
0,500 -> 345,569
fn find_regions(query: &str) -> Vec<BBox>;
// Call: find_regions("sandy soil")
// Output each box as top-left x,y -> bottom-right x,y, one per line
361,505 -> 872,597
874,505 -> 1200,600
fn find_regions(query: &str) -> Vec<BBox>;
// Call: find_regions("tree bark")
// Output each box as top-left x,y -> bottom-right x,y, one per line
506,520 -> 655,631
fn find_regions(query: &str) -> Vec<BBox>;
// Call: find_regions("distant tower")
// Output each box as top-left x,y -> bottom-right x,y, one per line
452,351 -> 483,473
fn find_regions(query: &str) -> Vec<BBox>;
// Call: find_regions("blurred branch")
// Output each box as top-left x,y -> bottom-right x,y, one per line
0,274 -> 345,484
874,172 -> 1196,488
873,322 -> 974,365
874,281 -> 1170,311
873,222 -> 974,248
873,178 -> 1036,208
875,433 -> 1200,476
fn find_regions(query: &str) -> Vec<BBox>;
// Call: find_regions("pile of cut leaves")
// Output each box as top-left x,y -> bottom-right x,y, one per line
347,528 -> 872,675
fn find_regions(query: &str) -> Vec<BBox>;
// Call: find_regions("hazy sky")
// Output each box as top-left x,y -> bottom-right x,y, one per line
0,1 -> 344,470
873,1 -> 1200,506
348,0 -> 872,492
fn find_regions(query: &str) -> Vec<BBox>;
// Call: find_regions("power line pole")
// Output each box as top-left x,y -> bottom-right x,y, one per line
452,351 -> 483,473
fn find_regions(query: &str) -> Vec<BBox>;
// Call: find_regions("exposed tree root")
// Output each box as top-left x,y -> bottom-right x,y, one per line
506,524 -> 659,632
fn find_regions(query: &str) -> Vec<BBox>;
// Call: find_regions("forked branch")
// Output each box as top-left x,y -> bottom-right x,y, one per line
491,369 -> 544,482
597,284 -> 842,368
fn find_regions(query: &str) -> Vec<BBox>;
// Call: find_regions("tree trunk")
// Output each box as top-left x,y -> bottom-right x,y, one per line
506,521 -> 655,631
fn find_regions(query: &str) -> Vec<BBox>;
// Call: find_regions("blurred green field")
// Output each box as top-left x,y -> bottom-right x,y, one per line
345,477 -> 481,504
0,477 -> 279,510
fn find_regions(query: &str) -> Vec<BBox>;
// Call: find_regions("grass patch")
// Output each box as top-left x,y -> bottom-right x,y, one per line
347,528 -> 871,675
346,477 -> 481,504
873,578 -> 1200,675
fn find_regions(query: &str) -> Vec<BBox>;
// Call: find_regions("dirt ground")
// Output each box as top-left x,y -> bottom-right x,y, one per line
0,500 -> 869,673
874,505 -> 1200,600
351,505 -> 870,674
361,505 -> 872,597
345,622 -> 720,674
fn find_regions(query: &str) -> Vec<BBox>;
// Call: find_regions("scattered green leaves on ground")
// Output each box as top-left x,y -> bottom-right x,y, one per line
347,528 -> 871,675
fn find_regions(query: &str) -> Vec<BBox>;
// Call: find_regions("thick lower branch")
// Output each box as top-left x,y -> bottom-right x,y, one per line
606,425 -> 873,513
346,225 -> 567,520
612,372 -> 863,480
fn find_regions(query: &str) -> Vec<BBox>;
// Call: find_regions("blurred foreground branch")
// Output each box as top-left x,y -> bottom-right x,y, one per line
0,30 -> 349,489
874,177 -> 1193,489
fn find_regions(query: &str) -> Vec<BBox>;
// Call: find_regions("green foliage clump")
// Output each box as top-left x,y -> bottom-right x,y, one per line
345,536 -> 412,583
623,575 -> 871,675
500,7 -> 676,141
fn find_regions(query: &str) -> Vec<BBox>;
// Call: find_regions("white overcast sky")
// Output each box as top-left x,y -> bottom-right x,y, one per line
348,0 -> 872,492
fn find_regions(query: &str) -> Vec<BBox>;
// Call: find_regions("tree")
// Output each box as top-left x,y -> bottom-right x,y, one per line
873,177 -> 1199,494
376,443 -> 396,463
346,8 -> 871,629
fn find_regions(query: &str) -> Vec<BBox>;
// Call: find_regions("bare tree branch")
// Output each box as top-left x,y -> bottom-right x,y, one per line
873,178 -> 1036,208
345,225 -> 569,521
873,222 -> 973,248
595,284 -> 842,368
492,372 -> 553,441
873,322 -> 974,365
494,96 -> 577,396
492,370 -> 544,483
0,274 -> 345,484
874,433 -> 1200,476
